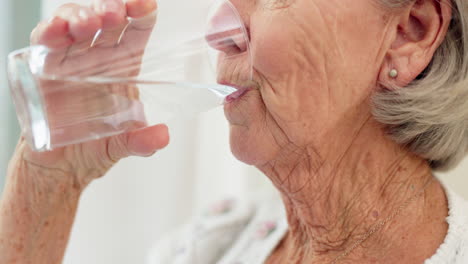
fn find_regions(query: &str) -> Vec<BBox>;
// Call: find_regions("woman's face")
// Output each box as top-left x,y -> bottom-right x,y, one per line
222,0 -> 394,165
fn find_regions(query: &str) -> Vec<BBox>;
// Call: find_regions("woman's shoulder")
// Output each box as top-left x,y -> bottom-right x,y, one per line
146,190 -> 283,264
424,185 -> 468,264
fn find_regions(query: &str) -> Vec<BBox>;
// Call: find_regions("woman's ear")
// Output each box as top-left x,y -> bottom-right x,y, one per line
379,0 -> 452,88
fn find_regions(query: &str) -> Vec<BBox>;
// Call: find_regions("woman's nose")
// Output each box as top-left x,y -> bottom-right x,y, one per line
205,0 -> 249,55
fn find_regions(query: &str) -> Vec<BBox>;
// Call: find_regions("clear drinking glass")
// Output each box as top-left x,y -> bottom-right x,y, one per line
7,0 -> 252,151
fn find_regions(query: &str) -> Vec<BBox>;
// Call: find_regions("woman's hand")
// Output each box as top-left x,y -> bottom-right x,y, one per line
24,0 -> 168,189
0,1 -> 167,263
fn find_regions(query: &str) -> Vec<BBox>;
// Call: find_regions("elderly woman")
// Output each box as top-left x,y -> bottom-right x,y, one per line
1,0 -> 468,263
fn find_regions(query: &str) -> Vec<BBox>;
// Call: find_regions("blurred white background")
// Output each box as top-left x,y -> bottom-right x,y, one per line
0,1 -> 467,264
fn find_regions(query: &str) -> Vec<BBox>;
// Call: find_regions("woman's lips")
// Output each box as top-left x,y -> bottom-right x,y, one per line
224,86 -> 250,103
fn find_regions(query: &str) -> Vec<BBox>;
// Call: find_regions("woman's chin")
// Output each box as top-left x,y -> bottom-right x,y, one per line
228,125 -> 276,166
229,134 -> 261,165
224,89 -> 275,165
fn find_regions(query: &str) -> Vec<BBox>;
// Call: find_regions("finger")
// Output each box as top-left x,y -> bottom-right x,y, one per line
127,124 -> 170,156
100,0 -> 157,76
91,0 -> 129,47
107,124 -> 169,160
93,0 -> 127,29
110,0 -> 157,61
125,0 -> 157,19
30,17 -> 74,49
53,4 -> 102,42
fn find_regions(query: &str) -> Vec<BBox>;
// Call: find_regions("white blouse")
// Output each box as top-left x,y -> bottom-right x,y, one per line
147,182 -> 468,264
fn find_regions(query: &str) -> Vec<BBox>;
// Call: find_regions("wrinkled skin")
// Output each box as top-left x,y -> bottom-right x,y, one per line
225,0 -> 437,168
224,0 -> 401,208
0,1 -> 169,263
0,0 -> 454,263
222,0 -> 452,263
17,0 -> 170,190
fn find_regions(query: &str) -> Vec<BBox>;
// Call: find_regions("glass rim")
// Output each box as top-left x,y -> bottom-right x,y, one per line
8,49 -> 51,151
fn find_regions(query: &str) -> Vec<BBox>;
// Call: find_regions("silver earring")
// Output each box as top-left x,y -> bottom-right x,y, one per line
389,69 -> 398,78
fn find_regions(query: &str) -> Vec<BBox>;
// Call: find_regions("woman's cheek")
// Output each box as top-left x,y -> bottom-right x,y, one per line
251,16 -> 298,82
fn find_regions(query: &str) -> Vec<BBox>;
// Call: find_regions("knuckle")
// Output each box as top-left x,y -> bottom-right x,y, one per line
107,133 -> 131,162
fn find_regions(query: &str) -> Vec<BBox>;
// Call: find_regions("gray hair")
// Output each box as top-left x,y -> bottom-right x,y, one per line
373,0 -> 468,171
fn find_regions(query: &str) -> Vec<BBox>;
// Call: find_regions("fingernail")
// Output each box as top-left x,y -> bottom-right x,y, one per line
145,150 -> 158,157
100,1 -> 120,14
133,150 -> 157,157
47,16 -> 68,31
48,16 -> 58,24
78,8 -> 91,21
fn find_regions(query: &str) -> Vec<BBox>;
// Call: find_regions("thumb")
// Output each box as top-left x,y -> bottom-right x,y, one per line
107,124 -> 170,161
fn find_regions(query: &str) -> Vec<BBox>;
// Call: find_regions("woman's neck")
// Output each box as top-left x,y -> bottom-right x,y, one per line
259,112 -> 448,263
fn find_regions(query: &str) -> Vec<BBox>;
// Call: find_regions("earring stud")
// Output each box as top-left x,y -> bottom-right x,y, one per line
389,69 -> 398,78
